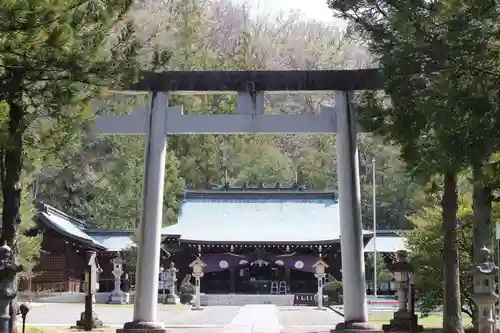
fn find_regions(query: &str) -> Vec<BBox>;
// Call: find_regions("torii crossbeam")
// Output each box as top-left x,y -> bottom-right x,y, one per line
96,69 -> 382,333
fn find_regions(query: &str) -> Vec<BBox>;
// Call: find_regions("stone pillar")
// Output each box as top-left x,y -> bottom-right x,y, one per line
334,91 -> 379,333
382,250 -> 422,332
192,275 -> 203,311
471,247 -> 499,333
315,273 -> 325,310
118,92 -> 168,333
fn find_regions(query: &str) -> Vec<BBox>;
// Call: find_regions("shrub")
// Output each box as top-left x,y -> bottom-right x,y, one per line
179,283 -> 196,304
180,283 -> 195,295
323,279 -> 343,304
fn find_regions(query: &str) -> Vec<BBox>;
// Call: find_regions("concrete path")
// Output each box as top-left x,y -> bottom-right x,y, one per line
223,304 -> 281,333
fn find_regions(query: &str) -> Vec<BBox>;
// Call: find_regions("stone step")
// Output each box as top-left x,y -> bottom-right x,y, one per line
200,294 -> 294,306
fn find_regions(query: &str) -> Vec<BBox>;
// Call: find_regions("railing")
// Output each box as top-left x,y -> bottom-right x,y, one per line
18,280 -> 83,301
289,279 -> 317,293
97,276 -> 136,292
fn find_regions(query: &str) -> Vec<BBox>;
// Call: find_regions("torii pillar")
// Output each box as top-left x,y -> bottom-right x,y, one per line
96,71 -> 379,333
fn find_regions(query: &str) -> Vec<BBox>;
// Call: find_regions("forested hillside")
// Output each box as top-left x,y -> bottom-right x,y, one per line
31,0 -> 426,230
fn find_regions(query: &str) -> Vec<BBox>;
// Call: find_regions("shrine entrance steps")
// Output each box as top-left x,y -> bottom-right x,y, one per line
199,294 -> 294,306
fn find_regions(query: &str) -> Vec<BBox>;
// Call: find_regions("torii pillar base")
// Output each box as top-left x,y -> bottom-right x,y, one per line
382,310 -> 423,333
333,321 -> 383,333
117,321 -> 167,333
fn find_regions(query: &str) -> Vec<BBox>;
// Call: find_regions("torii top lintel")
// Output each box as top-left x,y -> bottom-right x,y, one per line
119,69 -> 382,92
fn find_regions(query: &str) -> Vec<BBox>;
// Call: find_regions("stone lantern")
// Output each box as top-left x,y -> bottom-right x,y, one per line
189,258 -> 206,311
313,259 -> 329,310
165,262 -> 180,304
109,254 -> 129,304
470,247 -> 498,333
383,250 -> 422,332
0,243 -> 22,333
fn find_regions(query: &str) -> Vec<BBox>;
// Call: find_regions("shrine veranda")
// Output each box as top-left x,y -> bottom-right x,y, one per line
24,187 -> 405,296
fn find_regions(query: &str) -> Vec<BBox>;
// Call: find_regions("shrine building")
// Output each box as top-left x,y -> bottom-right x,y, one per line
161,186 -> 406,295
24,186 -> 407,296
26,202 -> 136,293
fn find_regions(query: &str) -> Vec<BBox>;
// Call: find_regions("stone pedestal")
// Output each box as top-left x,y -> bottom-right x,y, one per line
166,293 -> 180,305
382,310 -> 423,332
333,322 -> 383,333
111,292 -> 130,304
75,311 -> 103,329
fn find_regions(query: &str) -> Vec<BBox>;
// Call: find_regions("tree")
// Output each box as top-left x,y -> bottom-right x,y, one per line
1,0 -> 145,242
19,0 -> 426,238
1,1 -> 169,329
407,194 -> 500,323
327,1 -> 500,332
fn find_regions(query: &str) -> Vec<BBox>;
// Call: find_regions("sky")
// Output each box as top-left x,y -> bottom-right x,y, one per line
231,0 -> 340,23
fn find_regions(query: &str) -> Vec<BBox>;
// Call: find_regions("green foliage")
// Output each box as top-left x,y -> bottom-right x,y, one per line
324,279 -> 343,304
328,1 -> 500,332
4,0 -> 427,238
365,252 -> 387,282
180,282 -> 196,295
377,269 -> 394,283
0,188 -> 41,279
323,279 -> 343,297
407,194 -> 500,320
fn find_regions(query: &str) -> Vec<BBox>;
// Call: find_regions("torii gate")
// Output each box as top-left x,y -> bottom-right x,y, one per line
99,70 -> 382,333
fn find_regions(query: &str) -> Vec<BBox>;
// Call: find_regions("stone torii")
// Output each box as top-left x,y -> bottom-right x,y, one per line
95,69 -> 383,333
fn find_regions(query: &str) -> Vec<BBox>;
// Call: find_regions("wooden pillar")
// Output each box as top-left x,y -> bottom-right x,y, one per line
230,268 -> 235,293
286,268 -> 291,293
64,243 -> 72,291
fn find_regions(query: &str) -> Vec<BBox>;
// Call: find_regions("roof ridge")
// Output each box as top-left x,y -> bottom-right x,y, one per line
36,201 -> 87,229
85,228 -> 135,235
182,190 -> 338,201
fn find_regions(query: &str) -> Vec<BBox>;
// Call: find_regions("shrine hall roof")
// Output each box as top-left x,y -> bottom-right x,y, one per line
35,202 -> 134,252
363,230 -> 408,253
161,189 -> 372,244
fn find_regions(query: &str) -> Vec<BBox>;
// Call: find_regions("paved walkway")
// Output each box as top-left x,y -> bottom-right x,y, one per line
223,305 -> 281,333
24,303 -> 344,333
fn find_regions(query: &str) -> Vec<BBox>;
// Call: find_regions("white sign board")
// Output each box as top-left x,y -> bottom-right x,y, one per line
496,223 -> 500,240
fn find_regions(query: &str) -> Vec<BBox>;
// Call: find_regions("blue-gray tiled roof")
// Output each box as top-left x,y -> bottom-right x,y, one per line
36,203 -> 135,252
363,235 -> 408,253
86,230 -> 136,252
161,190 -> 372,244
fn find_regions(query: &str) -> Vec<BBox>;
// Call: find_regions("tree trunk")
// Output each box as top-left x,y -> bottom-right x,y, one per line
472,165 -> 493,256
471,165 -> 493,331
1,99 -> 25,333
1,100 -> 23,246
442,171 -> 464,333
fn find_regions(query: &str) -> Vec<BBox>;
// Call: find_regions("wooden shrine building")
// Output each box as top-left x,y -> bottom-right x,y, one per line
27,202 -> 136,292
25,186 -> 407,295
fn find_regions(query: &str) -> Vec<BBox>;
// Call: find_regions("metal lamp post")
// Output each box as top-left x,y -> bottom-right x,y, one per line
189,258 -> 206,311
372,158 -> 378,297
313,259 -> 329,311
